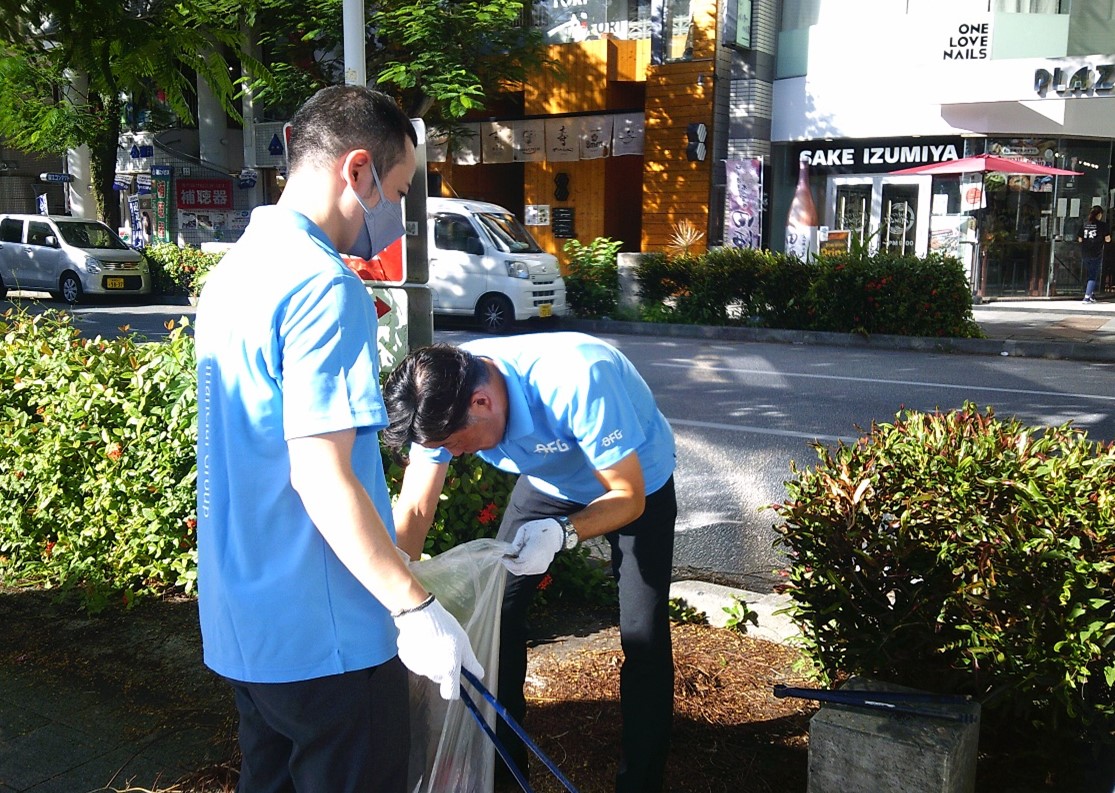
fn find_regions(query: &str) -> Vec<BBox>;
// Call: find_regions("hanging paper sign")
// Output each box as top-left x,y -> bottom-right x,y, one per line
238,168 -> 259,189
135,173 -> 153,195
514,120 -> 546,162
612,114 -> 645,157
481,121 -> 515,163
426,127 -> 450,163
545,119 -> 579,162
579,116 -> 612,160
453,124 -> 481,165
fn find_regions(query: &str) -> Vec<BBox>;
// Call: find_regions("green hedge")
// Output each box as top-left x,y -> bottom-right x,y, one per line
562,237 -> 622,319
0,308 -> 614,612
773,403 -> 1114,742
0,308 -> 198,611
634,247 -> 981,338
144,243 -> 225,297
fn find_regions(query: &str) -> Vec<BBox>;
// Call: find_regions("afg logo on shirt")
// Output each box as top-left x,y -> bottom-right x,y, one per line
534,439 -> 571,454
601,429 -> 623,447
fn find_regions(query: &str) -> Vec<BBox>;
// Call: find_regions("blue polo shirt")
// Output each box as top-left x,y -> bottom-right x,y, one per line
410,333 -> 675,504
195,206 -> 397,684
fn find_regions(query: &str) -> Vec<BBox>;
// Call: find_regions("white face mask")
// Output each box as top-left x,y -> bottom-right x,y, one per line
348,163 -> 405,260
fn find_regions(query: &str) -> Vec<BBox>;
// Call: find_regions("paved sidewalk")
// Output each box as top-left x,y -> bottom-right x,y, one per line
570,295 -> 1115,363
972,295 -> 1115,347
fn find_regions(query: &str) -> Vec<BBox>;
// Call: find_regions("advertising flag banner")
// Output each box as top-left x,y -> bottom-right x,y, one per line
127,194 -> 145,248
612,113 -> 645,156
579,116 -> 612,159
545,118 -> 580,162
724,158 -> 764,249
514,120 -> 546,162
454,123 -> 482,165
481,121 -> 515,164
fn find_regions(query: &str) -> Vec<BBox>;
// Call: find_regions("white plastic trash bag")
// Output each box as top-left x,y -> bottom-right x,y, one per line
407,538 -> 511,793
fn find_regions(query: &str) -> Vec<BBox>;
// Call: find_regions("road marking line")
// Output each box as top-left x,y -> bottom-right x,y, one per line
669,418 -> 844,443
654,361 -> 1115,402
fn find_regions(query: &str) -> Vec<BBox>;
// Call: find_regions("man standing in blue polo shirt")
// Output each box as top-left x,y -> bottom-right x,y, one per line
194,85 -> 481,791
384,333 -> 677,793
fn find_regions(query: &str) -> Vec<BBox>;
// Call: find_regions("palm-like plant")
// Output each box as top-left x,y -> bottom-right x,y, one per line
666,219 -> 705,258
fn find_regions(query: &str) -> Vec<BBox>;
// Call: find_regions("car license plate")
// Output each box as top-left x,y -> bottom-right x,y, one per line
539,304 -> 552,318
106,277 -> 125,289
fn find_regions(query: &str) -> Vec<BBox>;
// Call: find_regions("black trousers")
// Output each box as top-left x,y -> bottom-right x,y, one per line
228,657 -> 409,793
495,476 -> 677,793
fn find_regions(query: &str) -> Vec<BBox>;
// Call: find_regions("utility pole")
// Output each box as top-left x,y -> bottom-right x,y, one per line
342,0 -> 366,87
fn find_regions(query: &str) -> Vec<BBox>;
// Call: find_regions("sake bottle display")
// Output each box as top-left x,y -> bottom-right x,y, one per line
785,158 -> 818,259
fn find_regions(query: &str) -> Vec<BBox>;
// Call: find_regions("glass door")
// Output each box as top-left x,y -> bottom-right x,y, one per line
834,182 -> 872,243
881,182 -> 919,255
827,176 -> 930,255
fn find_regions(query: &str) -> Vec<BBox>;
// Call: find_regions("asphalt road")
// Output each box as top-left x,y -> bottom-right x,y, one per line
6,294 -> 1112,590
571,331 -> 1115,588
1,291 -> 194,340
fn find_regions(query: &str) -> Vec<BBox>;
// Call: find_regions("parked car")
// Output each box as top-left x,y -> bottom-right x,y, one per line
0,214 -> 151,303
426,197 -> 567,333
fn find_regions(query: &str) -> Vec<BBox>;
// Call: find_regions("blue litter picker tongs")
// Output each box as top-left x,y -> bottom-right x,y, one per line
773,684 -> 977,723
460,668 -> 580,793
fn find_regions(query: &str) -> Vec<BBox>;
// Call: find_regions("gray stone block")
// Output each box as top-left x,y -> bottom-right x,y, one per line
807,678 -> 980,793
617,253 -> 642,312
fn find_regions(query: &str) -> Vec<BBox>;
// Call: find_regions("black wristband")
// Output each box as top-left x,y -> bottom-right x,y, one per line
391,593 -> 435,619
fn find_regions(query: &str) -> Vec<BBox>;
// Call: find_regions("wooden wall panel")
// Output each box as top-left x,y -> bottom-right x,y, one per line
639,0 -> 719,253
523,159 -> 608,269
525,42 -> 610,115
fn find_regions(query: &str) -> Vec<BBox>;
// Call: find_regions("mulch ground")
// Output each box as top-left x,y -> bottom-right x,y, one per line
1,588 -> 1110,792
520,621 -> 814,793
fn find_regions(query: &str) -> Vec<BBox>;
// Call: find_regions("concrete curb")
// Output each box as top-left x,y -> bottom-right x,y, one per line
669,580 -> 800,645
560,317 -> 1115,363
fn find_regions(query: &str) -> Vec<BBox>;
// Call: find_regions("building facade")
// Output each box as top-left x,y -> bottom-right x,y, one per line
424,0 -> 781,261
772,0 -> 1115,298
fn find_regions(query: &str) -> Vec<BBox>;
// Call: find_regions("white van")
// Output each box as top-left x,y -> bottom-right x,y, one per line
0,214 -> 151,303
427,197 -> 566,333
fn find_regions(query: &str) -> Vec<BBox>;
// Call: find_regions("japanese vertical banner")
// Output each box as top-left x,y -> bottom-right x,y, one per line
151,165 -> 173,245
724,158 -> 763,250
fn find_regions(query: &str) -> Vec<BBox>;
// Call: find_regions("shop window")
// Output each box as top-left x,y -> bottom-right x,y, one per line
532,0 -> 652,42
993,0 -> 1069,12
663,0 -> 695,60
779,0 -> 821,31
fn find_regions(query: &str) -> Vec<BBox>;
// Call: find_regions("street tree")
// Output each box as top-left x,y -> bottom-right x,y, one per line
0,0 -> 261,227
252,0 -> 546,123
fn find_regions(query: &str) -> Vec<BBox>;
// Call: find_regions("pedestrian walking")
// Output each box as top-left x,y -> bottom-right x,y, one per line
1077,205 -> 1110,303
193,85 -> 481,792
384,332 -> 677,793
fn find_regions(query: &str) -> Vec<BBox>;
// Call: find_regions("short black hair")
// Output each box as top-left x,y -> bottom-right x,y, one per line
286,85 -> 418,177
382,345 -> 490,450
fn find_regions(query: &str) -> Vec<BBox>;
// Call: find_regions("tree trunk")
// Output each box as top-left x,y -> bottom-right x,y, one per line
89,94 -> 123,229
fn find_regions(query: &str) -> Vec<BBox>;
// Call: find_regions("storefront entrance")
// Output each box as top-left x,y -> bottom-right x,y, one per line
826,176 -> 930,255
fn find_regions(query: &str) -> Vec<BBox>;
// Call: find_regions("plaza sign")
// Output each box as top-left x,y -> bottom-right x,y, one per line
1034,64 -> 1115,97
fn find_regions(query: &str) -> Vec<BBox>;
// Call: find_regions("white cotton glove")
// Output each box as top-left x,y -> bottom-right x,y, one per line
394,597 -> 484,700
501,518 -> 563,577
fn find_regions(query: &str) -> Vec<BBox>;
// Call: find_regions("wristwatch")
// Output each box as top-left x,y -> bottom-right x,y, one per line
555,515 -> 580,550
